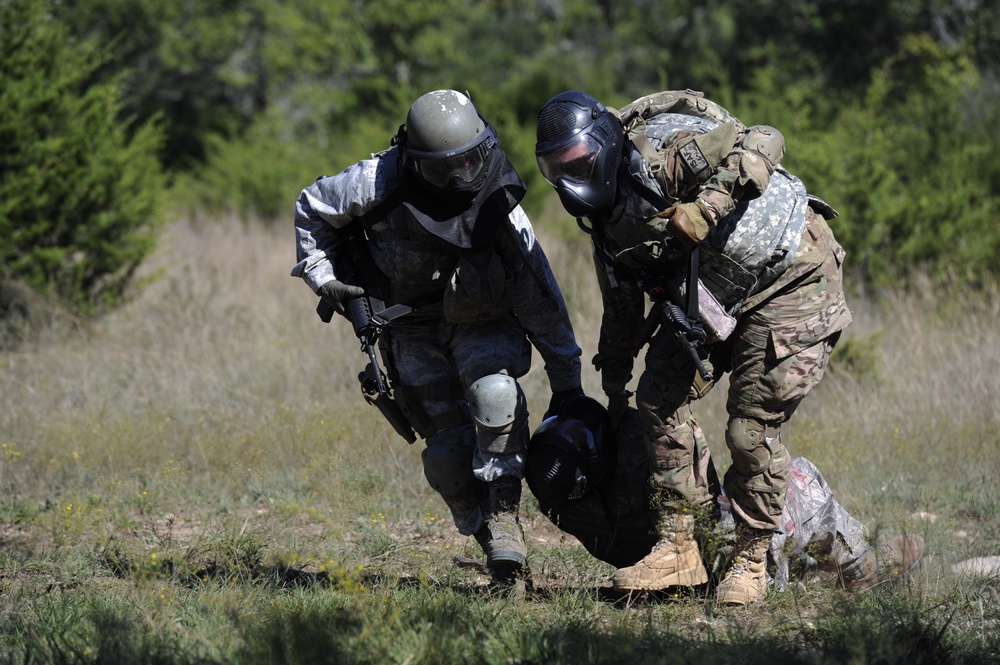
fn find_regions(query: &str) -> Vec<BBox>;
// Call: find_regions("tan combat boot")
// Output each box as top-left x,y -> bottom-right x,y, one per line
612,514 -> 709,591
715,528 -> 770,605
843,535 -> 924,592
474,476 -> 527,571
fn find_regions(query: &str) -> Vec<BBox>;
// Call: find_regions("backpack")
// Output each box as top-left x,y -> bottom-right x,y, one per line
612,89 -> 746,201
616,89 -> 742,130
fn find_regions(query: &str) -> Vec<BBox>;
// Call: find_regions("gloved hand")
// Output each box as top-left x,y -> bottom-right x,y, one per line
606,390 -> 632,432
656,200 -> 716,246
317,279 -> 365,315
544,385 -> 584,420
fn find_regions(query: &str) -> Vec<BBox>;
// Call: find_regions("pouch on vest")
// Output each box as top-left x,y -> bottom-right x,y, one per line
443,250 -> 513,324
697,280 -> 737,344
697,245 -> 759,312
657,273 -> 737,345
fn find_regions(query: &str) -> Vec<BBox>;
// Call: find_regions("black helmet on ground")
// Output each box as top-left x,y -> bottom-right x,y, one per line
535,91 -> 624,217
526,395 -> 612,509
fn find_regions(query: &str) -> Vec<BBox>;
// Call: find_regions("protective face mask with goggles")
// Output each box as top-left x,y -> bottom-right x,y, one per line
405,126 -> 497,190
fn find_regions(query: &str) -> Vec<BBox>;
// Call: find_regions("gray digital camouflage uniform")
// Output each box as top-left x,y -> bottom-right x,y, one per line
292,146 -> 582,537
591,109 -> 852,532
760,456 -> 869,591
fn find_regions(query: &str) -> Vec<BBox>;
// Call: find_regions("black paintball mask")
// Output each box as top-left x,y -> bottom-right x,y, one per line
526,395 -> 611,509
535,91 -> 625,218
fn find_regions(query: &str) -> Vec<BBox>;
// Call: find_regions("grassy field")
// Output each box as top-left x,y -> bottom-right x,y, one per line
1,215 -> 998,664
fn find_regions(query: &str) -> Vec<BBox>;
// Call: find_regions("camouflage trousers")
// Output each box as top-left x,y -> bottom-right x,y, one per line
381,314 -> 532,535
637,208 -> 852,531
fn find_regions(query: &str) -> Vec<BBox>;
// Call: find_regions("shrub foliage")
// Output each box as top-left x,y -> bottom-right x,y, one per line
0,0 -> 163,317
3,0 -> 1000,318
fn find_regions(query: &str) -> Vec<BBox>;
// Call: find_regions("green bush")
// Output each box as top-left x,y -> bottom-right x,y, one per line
0,0 -> 165,318
773,37 -> 1000,287
171,105 -> 405,220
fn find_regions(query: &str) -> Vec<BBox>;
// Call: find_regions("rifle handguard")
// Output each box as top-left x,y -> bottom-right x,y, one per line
345,297 -> 374,337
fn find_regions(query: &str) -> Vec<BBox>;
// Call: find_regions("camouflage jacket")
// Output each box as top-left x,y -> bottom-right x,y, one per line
291,147 -> 582,392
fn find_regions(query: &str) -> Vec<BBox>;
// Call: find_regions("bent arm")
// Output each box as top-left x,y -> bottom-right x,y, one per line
591,240 -> 644,397
698,124 -> 785,222
291,153 -> 396,292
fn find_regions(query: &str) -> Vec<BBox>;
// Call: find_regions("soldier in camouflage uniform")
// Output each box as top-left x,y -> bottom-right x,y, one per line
526,396 -> 925,595
292,90 -> 583,581
534,90 -> 853,604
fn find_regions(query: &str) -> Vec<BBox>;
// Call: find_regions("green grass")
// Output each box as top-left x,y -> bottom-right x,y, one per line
1,216 -> 998,664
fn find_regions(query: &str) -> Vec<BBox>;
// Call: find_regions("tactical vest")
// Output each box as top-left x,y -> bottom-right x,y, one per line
354,154 -> 532,323
365,206 -> 458,307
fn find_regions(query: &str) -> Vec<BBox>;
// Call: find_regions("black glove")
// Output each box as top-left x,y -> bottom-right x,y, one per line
544,385 -> 584,420
317,279 -> 365,315
606,390 -> 632,432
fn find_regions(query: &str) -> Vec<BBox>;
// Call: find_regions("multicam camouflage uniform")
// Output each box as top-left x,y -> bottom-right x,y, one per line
292,146 -> 582,539
591,110 -> 852,533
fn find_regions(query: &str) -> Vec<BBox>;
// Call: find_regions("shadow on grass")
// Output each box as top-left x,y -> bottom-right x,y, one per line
91,544 -> 767,606
5,565 -> 997,665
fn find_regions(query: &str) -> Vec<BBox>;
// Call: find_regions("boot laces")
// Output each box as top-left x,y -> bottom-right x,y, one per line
729,534 -> 767,572
727,551 -> 757,576
489,512 -> 521,540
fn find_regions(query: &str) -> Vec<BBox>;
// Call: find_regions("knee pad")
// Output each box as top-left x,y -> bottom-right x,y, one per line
421,434 -> 477,499
726,417 -> 778,476
468,373 -> 529,454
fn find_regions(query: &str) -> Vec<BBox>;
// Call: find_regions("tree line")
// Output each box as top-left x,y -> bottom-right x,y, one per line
2,0 -> 998,327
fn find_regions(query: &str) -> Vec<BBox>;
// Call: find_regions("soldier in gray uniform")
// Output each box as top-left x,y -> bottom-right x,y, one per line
534,90 -> 853,604
526,396 -> 924,595
292,90 -> 583,580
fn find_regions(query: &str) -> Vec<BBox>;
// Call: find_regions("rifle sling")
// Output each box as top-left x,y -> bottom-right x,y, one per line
686,244 -> 700,323
371,289 -> 444,326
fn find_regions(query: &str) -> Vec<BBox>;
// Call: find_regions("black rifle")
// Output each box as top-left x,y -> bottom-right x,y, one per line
632,248 -> 714,385
316,229 -> 417,444
610,161 -> 717,385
